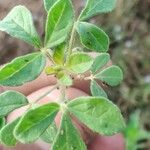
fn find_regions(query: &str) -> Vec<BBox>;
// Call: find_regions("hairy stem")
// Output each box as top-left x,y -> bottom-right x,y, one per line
66,22 -> 76,61
59,85 -> 66,103
41,48 -> 56,64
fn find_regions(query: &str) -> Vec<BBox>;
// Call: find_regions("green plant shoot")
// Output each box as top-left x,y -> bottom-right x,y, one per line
0,0 -> 125,149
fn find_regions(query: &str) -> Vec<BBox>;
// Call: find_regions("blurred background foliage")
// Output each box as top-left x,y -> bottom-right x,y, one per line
0,0 -> 150,149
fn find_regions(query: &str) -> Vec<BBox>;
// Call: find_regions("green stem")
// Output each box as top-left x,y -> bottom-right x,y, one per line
41,47 -> 56,65
46,51 -> 56,65
59,85 -> 66,103
66,22 -> 77,60
33,84 -> 58,103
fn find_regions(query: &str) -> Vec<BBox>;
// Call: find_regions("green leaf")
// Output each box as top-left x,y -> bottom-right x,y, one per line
45,66 -> 61,75
14,103 -> 59,143
79,0 -> 117,20
0,118 -> 20,146
45,0 -> 74,48
76,22 -> 109,52
51,112 -> 86,150
57,72 -> 73,86
43,0 -> 59,11
0,91 -> 28,117
53,43 -> 65,65
95,65 -> 123,86
40,122 -> 57,143
91,80 -> 107,98
0,118 -> 5,129
66,52 -> 93,74
68,97 -> 125,136
0,6 -> 41,48
91,53 -> 110,74
0,53 -> 46,86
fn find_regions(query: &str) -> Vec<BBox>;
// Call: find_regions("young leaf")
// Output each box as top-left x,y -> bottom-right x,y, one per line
66,52 -> 93,74
95,65 -> 123,86
76,22 -> 109,52
0,6 -> 41,48
53,43 -> 65,65
43,0 -> 59,12
0,91 -> 28,117
45,66 -> 61,75
79,0 -> 117,21
68,97 -> 125,135
57,72 -> 73,86
40,122 -> 57,143
90,80 -> 107,98
0,52 -> 46,86
45,0 -> 74,48
91,53 -> 110,74
0,117 -> 20,146
51,112 -> 86,150
14,103 -> 59,143
0,118 -> 5,129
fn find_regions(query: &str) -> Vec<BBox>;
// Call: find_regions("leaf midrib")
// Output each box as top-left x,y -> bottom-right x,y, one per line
18,109 -> 59,137
83,0 -> 104,18
46,1 -> 66,45
89,28 -> 106,50
0,53 -> 42,81
11,19 -> 39,47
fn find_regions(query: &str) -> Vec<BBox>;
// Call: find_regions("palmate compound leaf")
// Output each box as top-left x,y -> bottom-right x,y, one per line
90,80 -> 107,98
43,0 -> 59,12
76,22 -> 109,52
79,0 -> 117,21
0,6 -> 41,48
51,112 -> 86,150
66,52 -> 93,74
91,53 -> 110,74
14,103 -> 59,143
95,65 -> 123,86
68,97 -> 125,136
0,91 -> 28,117
0,52 -> 46,86
45,0 -> 74,48
0,117 -> 20,146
